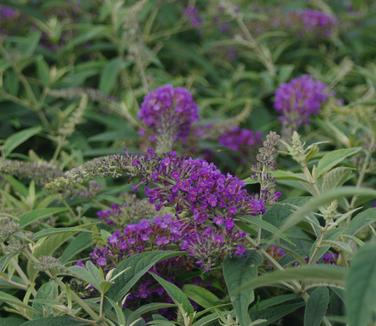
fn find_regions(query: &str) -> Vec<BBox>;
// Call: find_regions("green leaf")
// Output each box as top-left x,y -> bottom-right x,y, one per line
2,175 -> 28,197
272,170 -> 307,182
32,226 -> 91,240
60,232 -> 92,263
32,280 -> 59,318
273,187 -> 376,240
0,317 -> 25,326
320,167 -> 353,192
151,273 -> 194,315
99,58 -> 126,94
240,216 -> 294,245
304,287 -> 329,326
345,208 -> 376,236
252,294 -> 300,313
127,303 -> 175,325
106,251 -> 181,303
63,25 -> 106,51
19,207 -> 67,228
15,31 -> 41,57
252,302 -> 305,326
3,127 -> 41,158
192,312 -> 219,326
0,291 -> 36,312
242,265 -> 346,291
183,284 -> 220,309
316,147 -> 361,178
36,56 -> 49,86
33,232 -> 77,258
345,242 -> 376,326
223,251 -> 262,326
69,261 -> 103,293
106,297 -> 126,326
21,317 -> 85,326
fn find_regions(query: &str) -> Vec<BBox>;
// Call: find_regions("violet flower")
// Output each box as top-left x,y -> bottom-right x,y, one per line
274,75 -> 331,128
293,9 -> 336,37
138,85 -> 199,152
0,6 -> 18,19
184,6 -> 202,28
219,127 -> 262,153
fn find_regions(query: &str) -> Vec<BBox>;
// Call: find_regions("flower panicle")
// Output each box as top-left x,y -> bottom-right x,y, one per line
138,85 -> 199,153
252,131 -> 281,206
45,153 -> 138,194
0,159 -> 63,184
274,75 -> 331,130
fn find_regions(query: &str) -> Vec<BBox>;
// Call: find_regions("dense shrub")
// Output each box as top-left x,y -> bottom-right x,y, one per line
0,1 -> 375,325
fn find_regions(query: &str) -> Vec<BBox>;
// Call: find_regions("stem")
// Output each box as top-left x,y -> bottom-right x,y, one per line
308,227 -> 326,264
99,291 -> 105,319
0,275 -> 28,290
349,148 -> 372,209
247,236 -> 298,292
234,15 -> 275,75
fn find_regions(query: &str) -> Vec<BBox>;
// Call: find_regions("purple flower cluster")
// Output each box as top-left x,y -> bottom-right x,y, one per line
90,214 -> 247,271
183,6 -> 202,28
125,277 -> 167,303
293,9 -> 336,37
0,6 -> 18,19
219,127 -> 262,153
90,151 -> 266,271
96,204 -> 122,225
267,244 -> 286,259
322,252 -> 338,264
138,85 -> 199,143
274,75 -> 330,127
142,152 -> 265,221
90,214 -> 184,267
181,225 -> 247,270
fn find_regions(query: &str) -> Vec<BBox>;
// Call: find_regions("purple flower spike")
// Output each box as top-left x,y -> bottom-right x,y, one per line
184,6 -> 202,28
138,85 -> 199,144
322,252 -> 338,264
295,9 -> 336,37
274,75 -> 331,127
219,127 -> 262,153
0,6 -> 18,19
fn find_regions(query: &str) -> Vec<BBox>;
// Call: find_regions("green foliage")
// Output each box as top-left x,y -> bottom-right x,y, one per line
345,242 -> 376,326
304,287 -> 329,326
223,251 -> 262,326
0,0 -> 375,325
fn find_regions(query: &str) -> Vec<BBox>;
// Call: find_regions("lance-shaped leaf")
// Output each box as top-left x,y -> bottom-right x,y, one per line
223,250 -> 262,326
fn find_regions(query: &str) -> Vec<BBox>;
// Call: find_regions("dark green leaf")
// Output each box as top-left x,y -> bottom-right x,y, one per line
183,284 -> 220,309
3,127 -> 41,157
223,250 -> 262,326
316,147 -> 361,178
242,265 -> 346,291
304,287 -> 329,326
345,242 -> 376,326
106,251 -> 181,303
99,58 -> 126,94
21,317 -> 85,326
151,273 -> 194,315
19,207 -> 67,228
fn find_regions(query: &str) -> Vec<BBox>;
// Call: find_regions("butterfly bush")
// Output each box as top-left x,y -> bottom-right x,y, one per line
141,151 -> 265,219
219,127 -> 262,153
91,150 -> 264,271
96,194 -> 156,226
138,85 -> 199,152
274,75 -> 331,128
0,6 -> 17,19
91,213 -> 247,271
183,6 -> 202,28
288,9 -> 336,38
